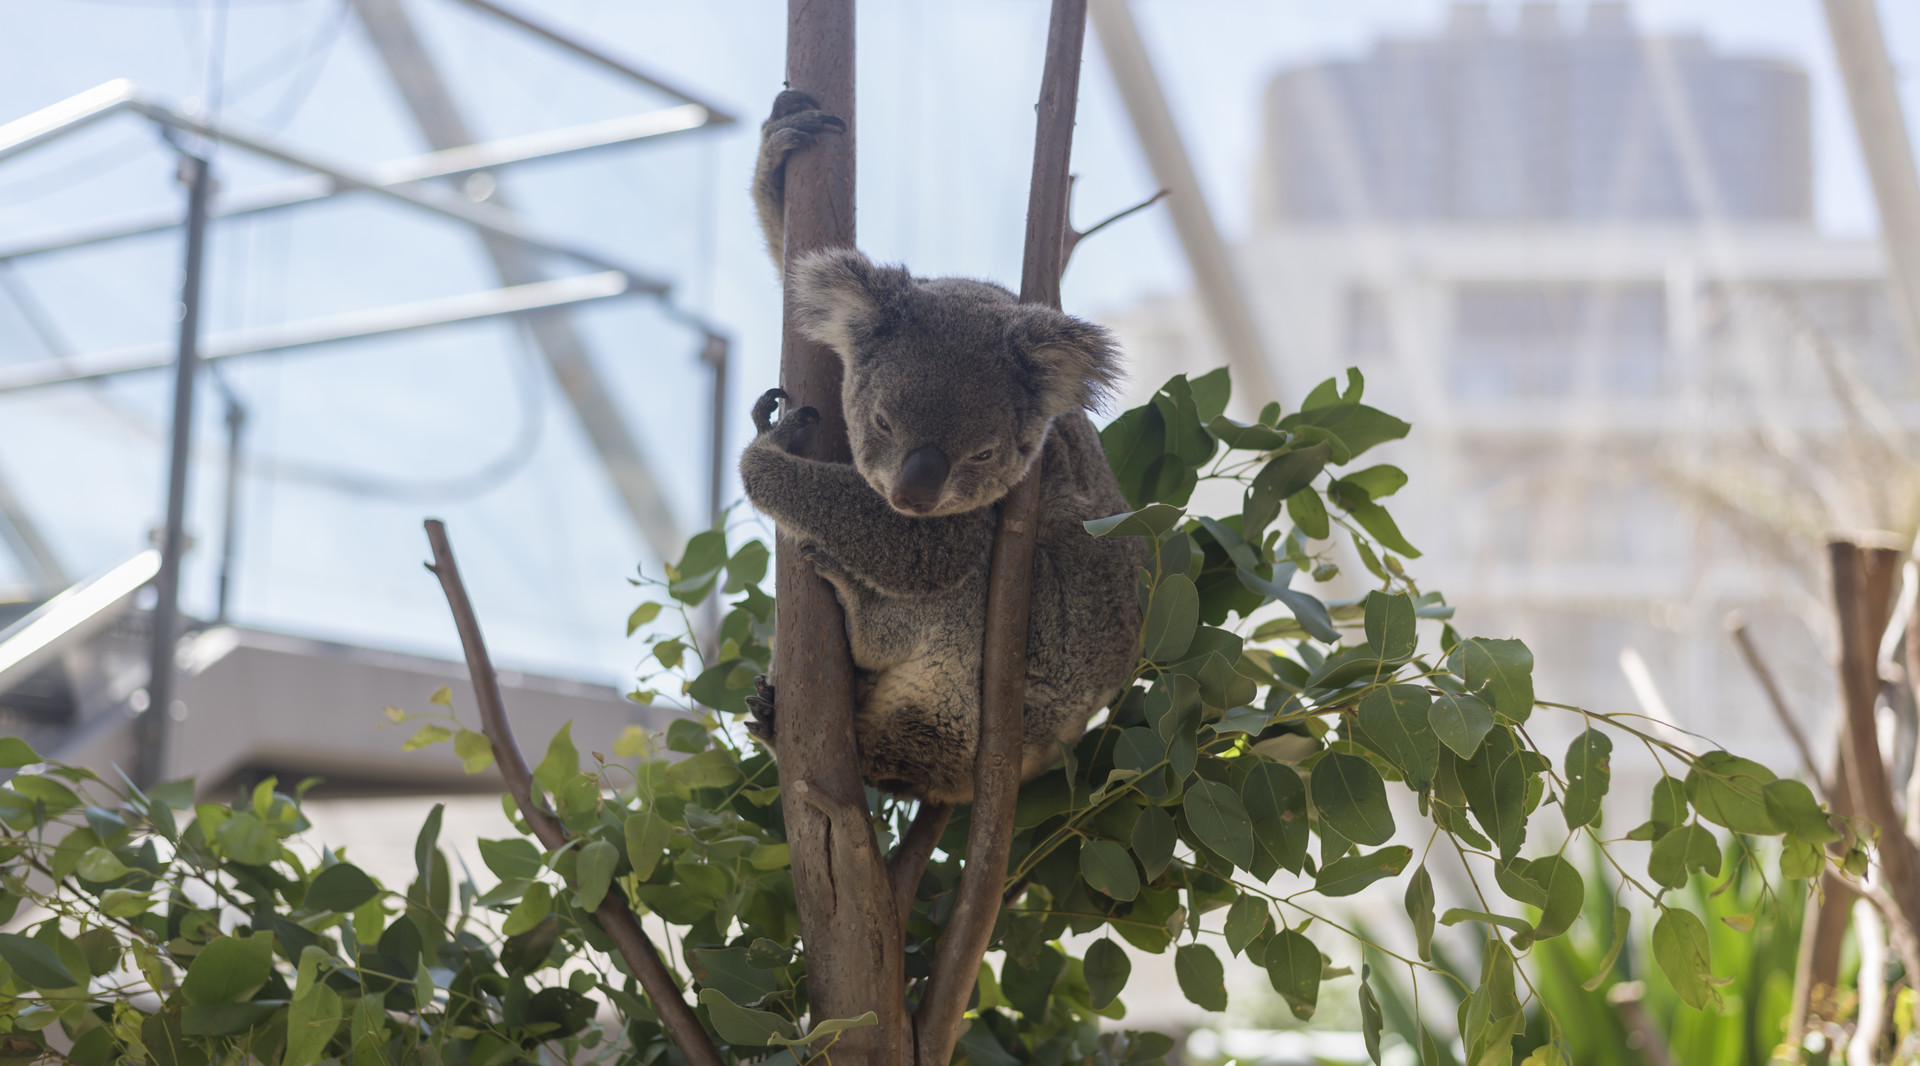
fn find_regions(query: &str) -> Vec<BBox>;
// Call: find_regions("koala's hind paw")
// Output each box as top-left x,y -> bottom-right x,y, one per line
745,674 -> 776,745
763,91 -> 846,154
751,388 -> 789,434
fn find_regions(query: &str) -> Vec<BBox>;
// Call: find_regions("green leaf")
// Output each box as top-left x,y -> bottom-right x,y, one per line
1265,929 -> 1321,1021
1189,366 -> 1231,422
1363,591 -> 1417,662
1085,503 -> 1186,540
1405,866 -> 1436,962
625,811 -> 672,881
479,837 -> 543,881
1210,415 -> 1289,451
698,987 -> 797,1046
183,934 -> 274,1005
1245,445 -> 1331,539
1358,685 -> 1438,792
626,601 -> 663,636
1002,945 -> 1067,1020
1242,761 -> 1309,874
1289,487 -> 1331,540
307,862 -> 380,912
283,983 -> 343,1066
0,737 -> 39,768
1224,892 -> 1272,957
1496,855 -> 1584,940
724,540 -> 771,593
0,933 -> 77,989
576,839 -> 618,910
75,846 -> 128,883
1185,780 -> 1255,869
181,1003 -> 277,1037
1311,753 -> 1395,846
1359,972 -> 1385,1065
769,1011 -> 880,1049
1080,840 -> 1141,901
1315,846 -> 1412,897
1653,908 -> 1716,1010
1174,943 -> 1228,1012
1764,779 -> 1838,844
665,748 -> 740,790
1132,804 -> 1176,880
1648,827 -> 1691,889
215,812 -> 280,865
670,530 -> 729,603
533,722 -> 580,795
1343,464 -> 1408,500
1448,638 -> 1534,723
402,723 -> 452,751
1428,691 -> 1495,759
1346,501 -> 1420,558
503,881 -> 552,936
1582,906 -> 1633,991
1562,729 -> 1611,830
1685,752 -> 1779,834
1085,938 -> 1131,1010
1142,574 -> 1201,662
429,685 -> 453,706
454,728 -> 494,773
1454,727 -> 1530,861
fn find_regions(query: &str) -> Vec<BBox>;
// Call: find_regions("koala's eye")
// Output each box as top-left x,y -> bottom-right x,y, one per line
874,414 -> 893,436
968,448 -> 995,463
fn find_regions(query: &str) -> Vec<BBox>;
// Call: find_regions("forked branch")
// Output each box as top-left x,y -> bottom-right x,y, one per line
423,519 -> 723,1066
912,2 -> 1089,1061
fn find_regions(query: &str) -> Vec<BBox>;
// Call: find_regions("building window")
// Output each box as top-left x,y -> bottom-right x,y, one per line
1451,283 -> 1667,397
1344,286 -> 1392,362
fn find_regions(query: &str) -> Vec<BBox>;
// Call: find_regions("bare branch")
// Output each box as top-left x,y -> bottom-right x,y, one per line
913,3 -> 1088,1061
423,518 -> 722,1066
1726,612 -> 1826,795
1062,186 -> 1167,269
888,801 -> 952,935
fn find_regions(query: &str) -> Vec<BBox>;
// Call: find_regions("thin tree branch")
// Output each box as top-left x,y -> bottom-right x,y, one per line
1062,186 -> 1166,269
1726,612 -> 1826,796
913,3 -> 1087,1061
888,801 -> 952,935
423,518 -> 722,1066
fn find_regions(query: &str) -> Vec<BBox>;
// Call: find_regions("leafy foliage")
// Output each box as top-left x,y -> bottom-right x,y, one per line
0,369 -> 1837,1066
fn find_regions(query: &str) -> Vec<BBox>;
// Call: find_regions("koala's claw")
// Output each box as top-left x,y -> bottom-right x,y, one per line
752,388 -> 789,434
745,674 -> 776,745
762,92 -> 846,157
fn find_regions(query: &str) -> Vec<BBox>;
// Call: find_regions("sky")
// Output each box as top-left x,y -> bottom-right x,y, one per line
0,0 -> 1915,689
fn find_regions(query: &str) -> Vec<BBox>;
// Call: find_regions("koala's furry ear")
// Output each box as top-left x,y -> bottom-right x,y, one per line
789,249 -> 911,363
1009,308 -> 1123,416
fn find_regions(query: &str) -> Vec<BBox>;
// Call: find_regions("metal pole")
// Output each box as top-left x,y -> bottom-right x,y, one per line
1088,0 -> 1283,408
137,152 -> 212,788
215,388 -> 245,623
1822,0 -> 1920,374
697,332 -> 727,659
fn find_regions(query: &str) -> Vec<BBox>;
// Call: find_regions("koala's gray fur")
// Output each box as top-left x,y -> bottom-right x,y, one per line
740,90 -> 1146,804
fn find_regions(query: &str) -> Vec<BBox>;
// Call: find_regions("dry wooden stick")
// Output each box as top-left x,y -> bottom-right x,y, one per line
1726,612 -> 1826,795
423,519 -> 722,1066
888,801 -> 952,935
912,3 -> 1087,1061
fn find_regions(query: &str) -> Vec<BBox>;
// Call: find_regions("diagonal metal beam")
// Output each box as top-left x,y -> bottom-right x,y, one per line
451,0 -> 738,125
0,105 -> 714,263
350,0 -> 683,559
0,272 -> 634,392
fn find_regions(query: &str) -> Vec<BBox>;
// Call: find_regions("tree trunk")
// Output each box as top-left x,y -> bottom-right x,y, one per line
775,4 -> 912,1062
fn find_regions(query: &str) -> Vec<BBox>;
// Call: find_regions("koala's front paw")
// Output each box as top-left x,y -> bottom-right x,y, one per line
751,387 -> 819,454
745,674 -> 777,746
800,543 -> 848,583
763,90 -> 846,159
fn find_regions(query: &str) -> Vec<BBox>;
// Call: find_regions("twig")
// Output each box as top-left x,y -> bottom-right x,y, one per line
1726,612 -> 1826,796
423,519 -> 722,1066
912,3 -> 1088,1062
1061,186 -> 1167,269
888,800 -> 952,935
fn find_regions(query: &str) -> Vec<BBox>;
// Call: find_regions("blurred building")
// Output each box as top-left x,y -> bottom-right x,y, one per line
1111,1 -> 1916,788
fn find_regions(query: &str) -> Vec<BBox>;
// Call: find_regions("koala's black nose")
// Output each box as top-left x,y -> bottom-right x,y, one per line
893,445 -> 949,514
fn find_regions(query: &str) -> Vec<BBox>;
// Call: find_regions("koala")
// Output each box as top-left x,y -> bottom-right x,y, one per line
738,90 -> 1146,804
